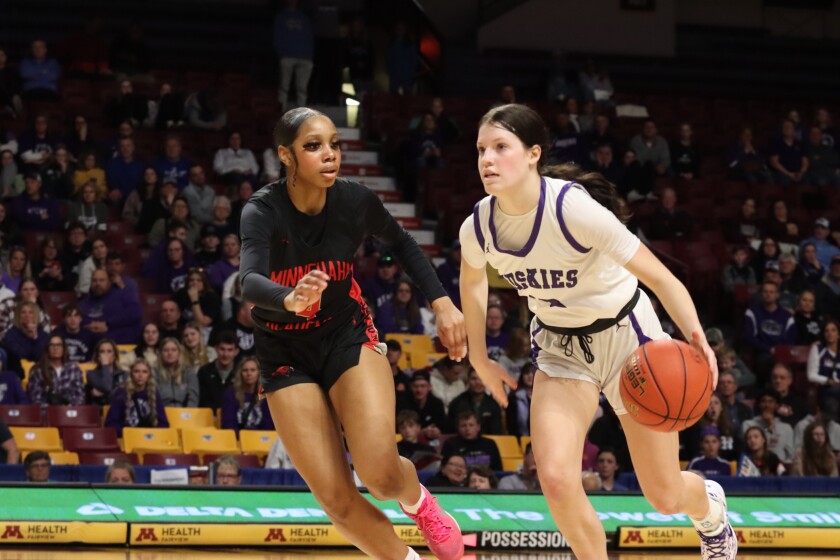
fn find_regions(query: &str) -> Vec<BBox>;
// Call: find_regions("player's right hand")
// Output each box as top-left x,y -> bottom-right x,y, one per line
284,270 -> 330,313
473,359 -> 517,408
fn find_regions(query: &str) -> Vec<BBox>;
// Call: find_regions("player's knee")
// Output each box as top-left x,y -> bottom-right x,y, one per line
318,491 -> 357,524
539,466 -> 583,502
357,468 -> 404,501
645,491 -> 682,515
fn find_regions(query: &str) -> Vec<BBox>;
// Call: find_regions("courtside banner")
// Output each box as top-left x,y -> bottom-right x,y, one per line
1,487 -> 840,549
0,521 -> 125,544
129,523 -> 428,547
617,526 -> 840,549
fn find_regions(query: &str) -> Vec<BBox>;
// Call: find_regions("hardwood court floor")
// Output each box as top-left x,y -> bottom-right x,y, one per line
0,549 -> 834,560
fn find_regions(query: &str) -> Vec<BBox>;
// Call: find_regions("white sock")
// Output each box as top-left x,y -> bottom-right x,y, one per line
404,547 -> 421,560
399,487 -> 426,514
691,493 -> 725,536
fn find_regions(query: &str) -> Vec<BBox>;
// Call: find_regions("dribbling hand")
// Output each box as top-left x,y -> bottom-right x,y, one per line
474,359 -> 517,408
284,270 -> 330,313
690,331 -> 719,389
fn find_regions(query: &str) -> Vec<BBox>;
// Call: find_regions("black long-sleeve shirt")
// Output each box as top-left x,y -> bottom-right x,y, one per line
240,179 -> 446,336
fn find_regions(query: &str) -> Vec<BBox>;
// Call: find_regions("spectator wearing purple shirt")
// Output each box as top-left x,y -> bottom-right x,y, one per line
19,40 -> 61,101
153,135 -> 192,189
220,356 -> 272,435
687,426 -> 733,478
208,234 -> 240,293
2,301 -> 49,378
0,348 -> 29,404
360,253 -> 400,311
105,250 -> 138,297
105,359 -> 169,437
153,238 -> 192,294
743,281 -> 796,379
105,137 -> 146,204
11,172 -> 61,231
769,119 -> 809,185
28,335 -> 85,406
53,304 -> 96,362
485,303 -> 509,361
78,269 -> 143,344
376,280 -> 424,336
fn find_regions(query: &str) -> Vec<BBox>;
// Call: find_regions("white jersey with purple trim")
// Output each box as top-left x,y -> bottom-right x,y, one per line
460,176 -> 641,328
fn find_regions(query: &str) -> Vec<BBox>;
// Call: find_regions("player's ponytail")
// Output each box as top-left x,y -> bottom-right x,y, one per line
541,163 -> 632,224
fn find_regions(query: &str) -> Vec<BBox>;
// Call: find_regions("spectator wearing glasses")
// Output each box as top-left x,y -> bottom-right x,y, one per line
28,335 -> 85,405
24,451 -> 51,482
376,280 -> 424,336
214,455 -> 242,486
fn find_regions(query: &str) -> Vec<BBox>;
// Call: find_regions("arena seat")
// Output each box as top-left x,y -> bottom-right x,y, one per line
9,427 -> 63,452
238,430 -> 276,459
0,404 -> 43,427
143,453 -> 200,467
180,428 -> 239,460
164,407 -> 215,430
77,451 -> 139,465
46,405 -> 101,429
520,436 -> 531,454
61,427 -> 120,453
385,334 -> 435,369
122,427 -> 181,458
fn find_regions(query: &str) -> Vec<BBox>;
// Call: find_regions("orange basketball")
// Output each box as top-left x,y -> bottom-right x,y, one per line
619,339 -> 713,432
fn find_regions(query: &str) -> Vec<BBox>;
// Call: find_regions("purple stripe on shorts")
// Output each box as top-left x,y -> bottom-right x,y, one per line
629,311 -> 652,345
530,325 -> 543,369
488,176 -> 546,257
555,182 -> 591,254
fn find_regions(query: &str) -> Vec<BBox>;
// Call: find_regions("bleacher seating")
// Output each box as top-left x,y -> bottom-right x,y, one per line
122,428 -> 181,459
9,427 -> 63,453
164,407 -> 215,430
0,405 -> 43,427
181,429 -> 239,461
143,453 -> 201,467
46,406 -> 101,429
61,427 -> 120,453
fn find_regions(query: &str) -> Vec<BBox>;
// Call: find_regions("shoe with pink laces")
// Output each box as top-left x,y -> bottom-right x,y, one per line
400,485 -> 463,560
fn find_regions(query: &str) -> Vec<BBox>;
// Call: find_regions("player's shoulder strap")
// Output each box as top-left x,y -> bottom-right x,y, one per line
471,195 -> 493,250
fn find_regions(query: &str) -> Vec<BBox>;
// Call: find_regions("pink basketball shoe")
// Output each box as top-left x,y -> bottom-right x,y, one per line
400,485 -> 464,560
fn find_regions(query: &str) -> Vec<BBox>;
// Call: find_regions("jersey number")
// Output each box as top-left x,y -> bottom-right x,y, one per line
296,299 -> 321,319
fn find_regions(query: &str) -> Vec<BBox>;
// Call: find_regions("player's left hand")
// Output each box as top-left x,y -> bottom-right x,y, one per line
690,331 -> 719,389
432,297 -> 467,361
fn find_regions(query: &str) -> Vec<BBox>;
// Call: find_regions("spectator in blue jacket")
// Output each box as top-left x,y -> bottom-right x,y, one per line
19,40 -> 60,101
273,0 -> 314,109
105,137 -> 145,204
78,269 -> 143,344
799,217 -> 840,270
153,136 -> 192,189
743,281 -> 796,379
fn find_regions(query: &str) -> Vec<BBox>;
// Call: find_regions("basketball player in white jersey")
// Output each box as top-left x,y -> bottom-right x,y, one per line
459,104 -> 737,560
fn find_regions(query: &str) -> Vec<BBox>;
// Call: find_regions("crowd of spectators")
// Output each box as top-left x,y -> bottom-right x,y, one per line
0,8 -> 837,494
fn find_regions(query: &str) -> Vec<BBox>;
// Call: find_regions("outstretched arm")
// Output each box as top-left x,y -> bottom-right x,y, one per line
623,243 -> 719,387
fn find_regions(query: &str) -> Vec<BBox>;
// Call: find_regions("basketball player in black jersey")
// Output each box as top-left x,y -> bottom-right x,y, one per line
240,108 -> 466,560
